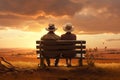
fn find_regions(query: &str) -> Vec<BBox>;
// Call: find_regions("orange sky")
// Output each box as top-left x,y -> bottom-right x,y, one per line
0,0 -> 120,49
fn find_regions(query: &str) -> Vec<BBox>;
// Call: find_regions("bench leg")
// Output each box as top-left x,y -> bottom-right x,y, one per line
79,58 -> 83,66
40,57 -> 46,68
79,54 -> 83,66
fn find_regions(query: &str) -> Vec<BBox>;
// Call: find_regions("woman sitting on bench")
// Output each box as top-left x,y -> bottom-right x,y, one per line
61,23 -> 76,67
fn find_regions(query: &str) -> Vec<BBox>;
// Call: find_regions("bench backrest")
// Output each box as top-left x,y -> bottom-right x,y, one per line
36,40 -> 86,58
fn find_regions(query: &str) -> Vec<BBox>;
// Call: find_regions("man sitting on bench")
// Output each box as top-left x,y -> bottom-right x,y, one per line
41,23 -> 60,67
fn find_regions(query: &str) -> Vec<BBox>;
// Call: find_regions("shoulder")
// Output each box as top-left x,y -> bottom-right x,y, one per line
41,34 -> 48,40
61,33 -> 66,38
70,33 -> 76,36
61,33 -> 66,36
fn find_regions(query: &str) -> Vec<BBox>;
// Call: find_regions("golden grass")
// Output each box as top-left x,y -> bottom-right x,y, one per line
10,61 -> 120,70
95,63 -> 120,69
1,61 -> 120,80
11,61 -> 38,69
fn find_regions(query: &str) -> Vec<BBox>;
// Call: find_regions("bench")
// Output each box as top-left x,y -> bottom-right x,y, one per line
36,40 -> 86,67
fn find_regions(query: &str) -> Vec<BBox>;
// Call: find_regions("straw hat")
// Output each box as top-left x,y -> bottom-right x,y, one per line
46,23 -> 57,31
63,23 -> 74,32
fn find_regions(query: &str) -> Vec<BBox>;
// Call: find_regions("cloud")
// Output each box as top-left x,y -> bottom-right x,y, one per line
0,27 -> 7,30
0,0 -> 82,16
0,0 -> 82,31
0,0 -> 120,34
106,38 -> 120,42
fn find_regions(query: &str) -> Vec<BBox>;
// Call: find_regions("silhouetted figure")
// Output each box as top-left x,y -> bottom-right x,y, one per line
41,23 -> 60,67
61,23 -> 76,67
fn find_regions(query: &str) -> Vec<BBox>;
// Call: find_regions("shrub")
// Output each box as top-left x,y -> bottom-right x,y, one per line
85,53 -> 95,67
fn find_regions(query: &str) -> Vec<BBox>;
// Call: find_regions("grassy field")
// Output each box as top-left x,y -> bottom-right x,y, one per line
0,48 -> 120,80
0,61 -> 120,80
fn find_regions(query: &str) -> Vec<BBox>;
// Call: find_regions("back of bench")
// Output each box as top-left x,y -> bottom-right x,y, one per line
36,40 -> 86,58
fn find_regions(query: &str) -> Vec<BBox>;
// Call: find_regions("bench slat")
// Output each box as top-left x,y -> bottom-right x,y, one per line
75,46 -> 86,49
75,50 -> 86,54
57,40 -> 86,44
41,45 -> 75,50
36,40 -> 86,44
36,50 -> 86,54
36,45 -> 86,50
36,41 -> 40,44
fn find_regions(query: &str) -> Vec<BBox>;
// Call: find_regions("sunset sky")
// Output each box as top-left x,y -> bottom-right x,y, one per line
0,0 -> 120,49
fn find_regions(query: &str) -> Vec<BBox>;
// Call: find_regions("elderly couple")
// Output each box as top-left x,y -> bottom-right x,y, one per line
41,23 -> 76,67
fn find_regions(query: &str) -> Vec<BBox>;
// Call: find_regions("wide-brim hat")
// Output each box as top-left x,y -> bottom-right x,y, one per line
63,23 -> 74,32
46,23 -> 57,31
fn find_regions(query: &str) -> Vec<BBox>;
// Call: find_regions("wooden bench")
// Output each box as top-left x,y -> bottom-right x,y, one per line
36,40 -> 86,67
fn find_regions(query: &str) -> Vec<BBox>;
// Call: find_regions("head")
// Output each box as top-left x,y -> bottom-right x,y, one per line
63,23 -> 74,32
46,23 -> 57,32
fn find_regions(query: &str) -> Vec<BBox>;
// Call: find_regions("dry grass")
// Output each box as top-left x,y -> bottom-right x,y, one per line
0,61 -> 120,80
0,48 -> 120,80
96,63 -> 120,69
11,61 -> 38,69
